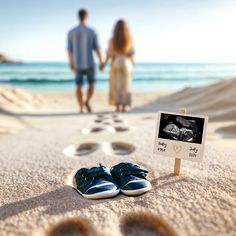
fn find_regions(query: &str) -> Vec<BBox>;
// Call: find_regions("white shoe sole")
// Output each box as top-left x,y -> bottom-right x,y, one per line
74,187 -> 120,199
72,179 -> 120,199
121,184 -> 152,196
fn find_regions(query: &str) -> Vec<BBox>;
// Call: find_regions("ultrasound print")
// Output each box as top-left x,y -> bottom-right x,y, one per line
158,113 -> 204,144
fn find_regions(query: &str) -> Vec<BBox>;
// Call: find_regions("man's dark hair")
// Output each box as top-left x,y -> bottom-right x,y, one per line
78,9 -> 88,21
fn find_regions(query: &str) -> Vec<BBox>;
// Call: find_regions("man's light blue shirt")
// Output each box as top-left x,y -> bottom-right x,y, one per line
67,24 -> 99,70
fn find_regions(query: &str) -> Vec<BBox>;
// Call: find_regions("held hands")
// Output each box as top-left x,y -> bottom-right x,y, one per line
70,61 -> 105,72
99,62 -> 106,71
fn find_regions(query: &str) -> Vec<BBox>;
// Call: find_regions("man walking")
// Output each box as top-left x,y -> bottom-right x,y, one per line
67,9 -> 102,113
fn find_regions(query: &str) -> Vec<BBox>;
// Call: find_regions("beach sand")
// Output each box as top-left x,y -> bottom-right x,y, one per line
0,79 -> 236,236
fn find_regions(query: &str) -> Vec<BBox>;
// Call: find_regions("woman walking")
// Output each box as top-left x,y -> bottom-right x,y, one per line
101,20 -> 134,112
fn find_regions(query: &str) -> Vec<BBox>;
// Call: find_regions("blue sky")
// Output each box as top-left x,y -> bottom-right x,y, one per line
0,0 -> 236,62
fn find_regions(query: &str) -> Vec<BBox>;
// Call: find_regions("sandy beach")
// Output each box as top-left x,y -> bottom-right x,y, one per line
0,78 -> 236,236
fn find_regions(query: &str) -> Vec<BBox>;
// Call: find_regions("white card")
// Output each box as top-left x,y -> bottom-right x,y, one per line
154,111 -> 208,162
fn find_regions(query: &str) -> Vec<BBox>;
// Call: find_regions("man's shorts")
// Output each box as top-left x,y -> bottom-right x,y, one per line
75,68 -> 95,86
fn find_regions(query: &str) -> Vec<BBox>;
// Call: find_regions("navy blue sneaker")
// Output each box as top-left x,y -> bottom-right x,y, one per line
110,163 -> 152,196
73,164 -> 120,199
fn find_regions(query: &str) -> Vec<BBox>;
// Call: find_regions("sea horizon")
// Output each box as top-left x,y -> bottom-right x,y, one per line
1,61 -> 236,92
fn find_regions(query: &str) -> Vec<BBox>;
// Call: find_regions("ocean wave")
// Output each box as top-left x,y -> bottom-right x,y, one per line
0,76 -> 223,84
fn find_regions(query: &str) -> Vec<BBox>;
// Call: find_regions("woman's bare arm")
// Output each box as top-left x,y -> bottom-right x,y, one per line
101,41 -> 112,71
102,53 -> 111,69
130,55 -> 135,65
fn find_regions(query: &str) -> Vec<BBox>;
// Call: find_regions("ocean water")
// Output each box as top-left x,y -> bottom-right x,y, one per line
0,62 -> 236,92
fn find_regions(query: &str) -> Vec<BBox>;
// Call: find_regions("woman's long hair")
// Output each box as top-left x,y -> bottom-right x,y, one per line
111,20 -> 132,54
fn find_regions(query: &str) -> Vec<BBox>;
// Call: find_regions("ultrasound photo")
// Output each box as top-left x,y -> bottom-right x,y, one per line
158,113 -> 205,144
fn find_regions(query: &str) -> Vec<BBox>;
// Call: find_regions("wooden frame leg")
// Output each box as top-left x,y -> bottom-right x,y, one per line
173,108 -> 187,176
174,158 -> 181,175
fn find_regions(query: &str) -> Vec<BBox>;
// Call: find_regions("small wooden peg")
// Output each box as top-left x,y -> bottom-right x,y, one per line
174,158 -> 182,175
174,108 -> 187,175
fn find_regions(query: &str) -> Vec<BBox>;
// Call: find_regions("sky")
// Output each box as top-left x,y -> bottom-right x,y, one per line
0,0 -> 236,63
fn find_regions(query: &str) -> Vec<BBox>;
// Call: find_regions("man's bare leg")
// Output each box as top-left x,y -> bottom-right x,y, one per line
116,104 -> 120,112
76,86 -> 84,113
84,83 -> 94,112
122,104 -> 127,113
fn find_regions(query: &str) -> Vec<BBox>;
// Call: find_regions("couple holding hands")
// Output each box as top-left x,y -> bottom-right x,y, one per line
67,9 -> 134,113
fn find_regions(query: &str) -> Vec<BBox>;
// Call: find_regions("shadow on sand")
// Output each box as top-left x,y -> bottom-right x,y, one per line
150,173 -> 189,189
0,185 -> 126,221
216,124 -> 236,139
0,174 -> 188,221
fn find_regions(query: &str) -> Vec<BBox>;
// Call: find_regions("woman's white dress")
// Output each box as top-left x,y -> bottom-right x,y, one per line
109,55 -> 133,106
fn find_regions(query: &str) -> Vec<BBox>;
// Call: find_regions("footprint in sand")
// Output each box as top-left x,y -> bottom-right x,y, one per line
46,211 -> 177,236
111,114 -> 119,118
95,114 -> 122,123
102,142 -> 135,156
94,119 -> 103,123
82,125 -> 130,134
90,127 -> 105,133
46,217 -> 93,236
111,142 -> 135,155
103,121 -> 113,125
82,127 -> 105,134
103,116 -> 114,120
120,211 -> 177,236
97,114 -> 105,118
95,118 -> 115,124
113,119 -> 123,123
63,142 -> 135,157
97,113 -> 119,118
63,143 -> 99,157
114,126 -> 129,132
